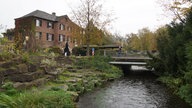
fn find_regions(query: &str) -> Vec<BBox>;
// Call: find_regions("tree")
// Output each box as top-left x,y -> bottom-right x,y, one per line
125,28 -> 157,51
100,31 -> 116,45
2,29 -> 14,41
71,0 -> 112,56
126,33 -> 140,51
158,0 -> 192,23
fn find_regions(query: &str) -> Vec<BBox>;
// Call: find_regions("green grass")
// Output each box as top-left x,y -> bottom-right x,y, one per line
0,89 -> 75,108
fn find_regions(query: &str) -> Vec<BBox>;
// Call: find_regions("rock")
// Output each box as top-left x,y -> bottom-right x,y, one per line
0,61 -> 15,68
68,69 -> 77,73
65,79 -> 77,83
65,65 -> 73,69
28,63 -> 39,72
16,64 -> 28,73
31,78 -> 47,87
83,80 -> 88,84
75,75 -> 83,78
13,78 -> 47,89
13,82 -> 25,89
58,84 -> 68,91
8,70 -> 45,82
3,67 -> 18,76
47,71 -> 58,76
45,75 -> 57,81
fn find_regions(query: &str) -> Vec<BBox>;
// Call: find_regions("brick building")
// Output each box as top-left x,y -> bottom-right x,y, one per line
15,10 -> 82,50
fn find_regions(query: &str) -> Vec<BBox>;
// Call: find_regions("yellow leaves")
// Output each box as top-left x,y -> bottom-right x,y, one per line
158,0 -> 192,22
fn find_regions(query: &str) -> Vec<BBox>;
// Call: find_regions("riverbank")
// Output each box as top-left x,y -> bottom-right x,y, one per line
156,76 -> 192,107
0,55 -> 123,107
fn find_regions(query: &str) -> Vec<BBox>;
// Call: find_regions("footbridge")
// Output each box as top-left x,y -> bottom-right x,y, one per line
106,51 -> 153,73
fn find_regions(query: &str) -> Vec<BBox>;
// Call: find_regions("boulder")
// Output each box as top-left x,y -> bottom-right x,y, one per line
28,63 -> 39,72
16,64 -> 28,73
30,78 -> 47,87
3,67 -> 18,76
67,69 -> 77,73
13,78 -> 47,89
8,70 -> 45,82
0,61 -> 15,68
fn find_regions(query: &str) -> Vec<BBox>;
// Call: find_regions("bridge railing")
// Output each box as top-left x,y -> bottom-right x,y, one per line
104,50 -> 149,57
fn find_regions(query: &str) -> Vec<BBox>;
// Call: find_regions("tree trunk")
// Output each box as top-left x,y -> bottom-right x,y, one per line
86,41 -> 90,56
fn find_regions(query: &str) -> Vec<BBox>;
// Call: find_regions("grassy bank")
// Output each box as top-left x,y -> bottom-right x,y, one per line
0,55 -> 123,108
157,76 -> 192,106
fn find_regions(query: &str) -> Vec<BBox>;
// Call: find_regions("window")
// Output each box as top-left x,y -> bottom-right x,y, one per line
67,26 -> 71,32
59,24 -> 65,30
47,22 -> 54,29
36,19 -> 42,27
59,34 -> 65,42
46,33 -> 54,41
35,32 -> 42,39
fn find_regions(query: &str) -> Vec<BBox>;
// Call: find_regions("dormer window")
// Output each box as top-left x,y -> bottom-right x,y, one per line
47,22 -> 54,29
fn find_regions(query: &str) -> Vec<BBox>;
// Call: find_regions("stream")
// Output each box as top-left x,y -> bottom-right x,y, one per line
77,67 -> 191,108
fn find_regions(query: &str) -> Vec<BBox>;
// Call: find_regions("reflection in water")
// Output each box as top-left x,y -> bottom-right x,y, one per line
77,71 -> 191,108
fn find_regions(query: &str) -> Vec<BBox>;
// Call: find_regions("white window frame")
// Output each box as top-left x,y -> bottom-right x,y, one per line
60,24 -> 65,30
47,22 -> 53,29
59,34 -> 64,42
36,19 -> 41,27
35,32 -> 42,39
47,33 -> 54,41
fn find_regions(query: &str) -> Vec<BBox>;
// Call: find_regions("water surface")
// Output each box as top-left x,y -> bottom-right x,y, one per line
77,71 -> 191,108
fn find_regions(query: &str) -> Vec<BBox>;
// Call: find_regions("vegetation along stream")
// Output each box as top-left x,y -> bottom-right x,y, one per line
77,67 -> 191,108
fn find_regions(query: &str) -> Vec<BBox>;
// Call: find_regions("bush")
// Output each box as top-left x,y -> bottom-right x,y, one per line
178,84 -> 192,106
157,76 -> 183,91
48,46 -> 62,54
72,47 -> 86,56
0,51 -> 15,61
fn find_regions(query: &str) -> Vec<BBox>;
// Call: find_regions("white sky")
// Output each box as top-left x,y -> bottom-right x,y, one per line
0,0 -> 172,36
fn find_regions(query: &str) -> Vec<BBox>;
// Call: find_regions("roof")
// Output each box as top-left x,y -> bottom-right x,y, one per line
81,45 -> 121,49
19,10 -> 68,21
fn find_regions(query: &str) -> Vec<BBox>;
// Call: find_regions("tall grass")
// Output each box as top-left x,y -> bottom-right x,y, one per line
0,90 -> 75,108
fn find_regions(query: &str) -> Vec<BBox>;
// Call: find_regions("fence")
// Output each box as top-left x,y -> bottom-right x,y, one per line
103,50 -> 148,57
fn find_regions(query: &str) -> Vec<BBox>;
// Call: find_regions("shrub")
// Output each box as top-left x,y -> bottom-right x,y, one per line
157,76 -> 183,91
47,46 -> 62,54
21,52 -> 31,63
41,58 -> 57,67
72,47 -> 86,56
0,51 -> 15,61
178,84 -> 192,106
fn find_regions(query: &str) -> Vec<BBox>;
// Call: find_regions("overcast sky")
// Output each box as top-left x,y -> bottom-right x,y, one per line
0,0 -> 172,36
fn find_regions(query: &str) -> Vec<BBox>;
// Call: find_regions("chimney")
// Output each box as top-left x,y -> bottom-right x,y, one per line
52,12 -> 56,16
